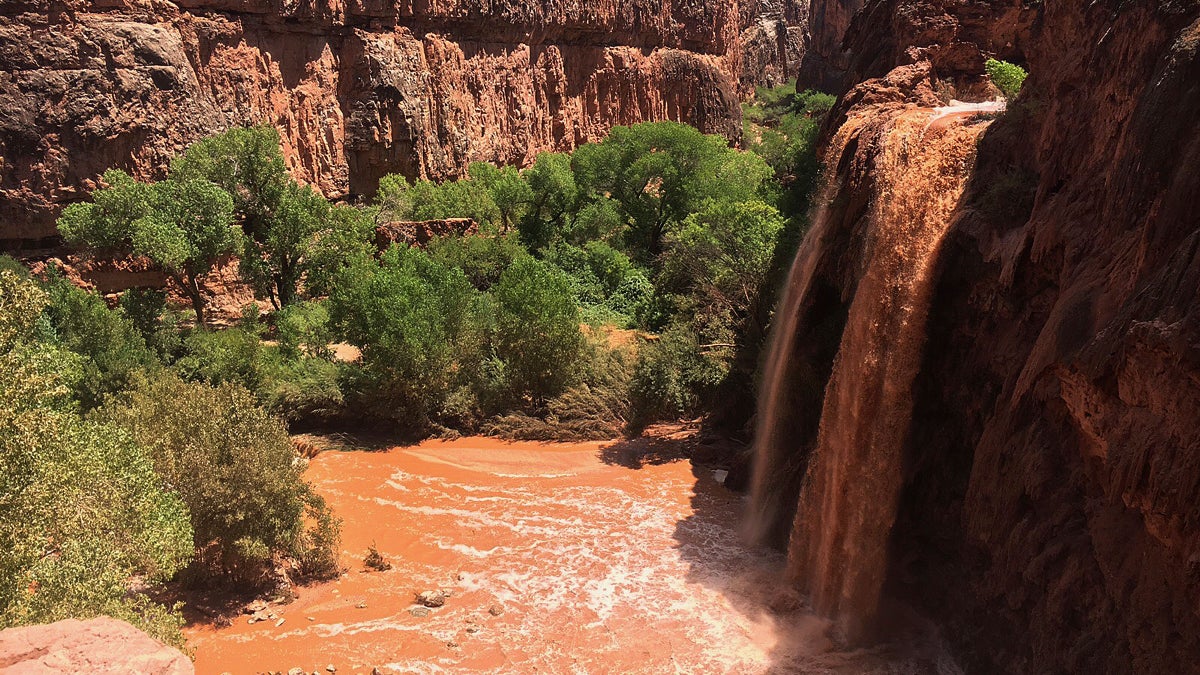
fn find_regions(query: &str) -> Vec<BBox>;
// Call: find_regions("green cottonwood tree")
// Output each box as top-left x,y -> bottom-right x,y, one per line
172,125 -> 348,309
467,162 -> 533,233
571,122 -> 773,258
57,170 -> 240,326
493,255 -> 583,400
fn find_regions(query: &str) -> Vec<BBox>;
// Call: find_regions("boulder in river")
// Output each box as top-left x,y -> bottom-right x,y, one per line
416,590 -> 447,607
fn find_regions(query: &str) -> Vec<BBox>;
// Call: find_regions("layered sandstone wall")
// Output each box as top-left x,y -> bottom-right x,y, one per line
784,0 -> 1200,671
0,0 -> 804,245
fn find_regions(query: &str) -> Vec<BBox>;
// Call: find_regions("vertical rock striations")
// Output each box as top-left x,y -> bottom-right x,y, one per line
0,0 -> 803,245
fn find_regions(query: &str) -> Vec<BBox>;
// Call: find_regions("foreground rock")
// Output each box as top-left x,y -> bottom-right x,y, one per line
0,617 -> 192,674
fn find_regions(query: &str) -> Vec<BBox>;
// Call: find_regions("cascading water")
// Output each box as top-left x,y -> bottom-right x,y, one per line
749,106 -> 991,642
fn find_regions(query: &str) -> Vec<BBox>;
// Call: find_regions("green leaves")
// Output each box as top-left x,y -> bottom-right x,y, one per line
170,125 -> 288,238
493,255 -> 583,400
986,58 -> 1028,100
571,121 -> 773,257
100,374 -> 340,583
0,272 -> 193,646
56,171 -> 239,325
327,246 -> 478,427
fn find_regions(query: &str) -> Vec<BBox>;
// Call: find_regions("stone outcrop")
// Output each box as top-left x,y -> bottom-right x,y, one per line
375,217 -> 477,250
0,0 -> 807,247
0,617 -> 193,674
763,0 -> 1200,671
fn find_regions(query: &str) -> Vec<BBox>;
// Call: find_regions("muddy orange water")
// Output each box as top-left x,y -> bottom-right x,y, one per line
186,437 -> 954,674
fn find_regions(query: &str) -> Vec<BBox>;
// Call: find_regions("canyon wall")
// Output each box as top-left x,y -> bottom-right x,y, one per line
761,0 -> 1200,671
0,0 -> 806,246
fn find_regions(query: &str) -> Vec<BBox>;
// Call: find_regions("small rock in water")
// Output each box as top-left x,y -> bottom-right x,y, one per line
409,606 -> 431,617
275,618 -> 286,627
307,616 -> 316,622
488,604 -> 504,616
355,601 -> 367,609
372,668 -> 383,675
244,600 -> 268,614
713,469 -> 729,484
288,668 -> 305,675
416,590 -> 446,607
327,665 -> 337,673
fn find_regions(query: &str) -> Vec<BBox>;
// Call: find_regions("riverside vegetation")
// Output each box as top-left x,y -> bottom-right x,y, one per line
0,83 -> 832,646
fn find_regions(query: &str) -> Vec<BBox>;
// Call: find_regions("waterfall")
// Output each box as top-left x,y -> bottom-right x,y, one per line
748,107 -> 989,642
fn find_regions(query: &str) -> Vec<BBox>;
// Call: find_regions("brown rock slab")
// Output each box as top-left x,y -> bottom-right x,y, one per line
0,617 -> 193,674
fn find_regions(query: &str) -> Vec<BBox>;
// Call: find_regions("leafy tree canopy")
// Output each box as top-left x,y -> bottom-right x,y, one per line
571,122 -> 773,258
57,170 -> 240,326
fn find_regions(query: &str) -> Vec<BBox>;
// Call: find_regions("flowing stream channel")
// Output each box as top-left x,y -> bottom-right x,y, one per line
186,436 -> 953,674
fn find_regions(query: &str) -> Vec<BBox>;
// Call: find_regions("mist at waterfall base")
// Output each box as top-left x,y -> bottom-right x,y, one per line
747,106 -> 991,646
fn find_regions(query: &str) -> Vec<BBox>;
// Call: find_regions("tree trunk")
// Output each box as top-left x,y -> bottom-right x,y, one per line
187,282 -> 206,328
276,258 -> 298,307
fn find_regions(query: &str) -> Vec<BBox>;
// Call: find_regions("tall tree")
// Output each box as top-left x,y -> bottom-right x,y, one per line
173,125 -> 341,308
572,122 -> 772,258
58,170 -> 240,326
467,162 -> 532,233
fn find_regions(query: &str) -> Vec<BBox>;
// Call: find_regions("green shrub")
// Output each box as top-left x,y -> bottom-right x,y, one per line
629,322 -> 731,428
986,58 -> 1028,100
427,233 -> 526,291
42,276 -> 160,410
488,334 -> 632,440
493,255 -> 584,401
260,351 -> 346,424
118,288 -> 184,360
100,374 -> 341,584
327,246 -> 479,428
175,326 -> 264,393
545,241 -> 652,327
276,301 -> 333,361
0,271 -> 193,646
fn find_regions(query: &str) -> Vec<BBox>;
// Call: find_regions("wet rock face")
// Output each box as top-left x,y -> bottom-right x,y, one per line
0,617 -> 193,674
0,0 -> 800,244
800,0 -> 1200,672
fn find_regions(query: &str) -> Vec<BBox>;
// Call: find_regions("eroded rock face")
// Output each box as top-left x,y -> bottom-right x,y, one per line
0,617 -> 193,674
0,0 -> 804,245
780,0 -> 1200,671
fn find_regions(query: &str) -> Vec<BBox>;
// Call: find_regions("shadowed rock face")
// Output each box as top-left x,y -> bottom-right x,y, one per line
0,0 -> 807,245
0,617 -> 193,674
761,0 -> 1200,671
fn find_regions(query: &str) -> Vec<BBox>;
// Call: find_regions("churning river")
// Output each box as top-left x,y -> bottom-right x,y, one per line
186,437 -> 952,674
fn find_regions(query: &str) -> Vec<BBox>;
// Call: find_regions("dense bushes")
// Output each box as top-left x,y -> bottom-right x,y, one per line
101,374 -> 341,584
47,115 -> 834,438
493,256 -> 583,400
327,246 -> 479,428
0,271 -> 193,645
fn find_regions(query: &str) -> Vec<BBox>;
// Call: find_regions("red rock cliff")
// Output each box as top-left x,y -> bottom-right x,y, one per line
767,0 -> 1200,671
0,0 -> 804,245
